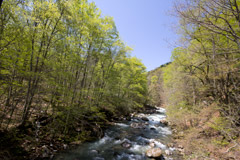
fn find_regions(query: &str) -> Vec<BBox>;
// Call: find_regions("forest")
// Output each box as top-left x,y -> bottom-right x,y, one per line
0,0 -> 148,159
0,0 -> 240,159
148,0 -> 240,159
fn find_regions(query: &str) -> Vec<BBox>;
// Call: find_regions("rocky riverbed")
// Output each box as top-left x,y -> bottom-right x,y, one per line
55,107 -> 182,160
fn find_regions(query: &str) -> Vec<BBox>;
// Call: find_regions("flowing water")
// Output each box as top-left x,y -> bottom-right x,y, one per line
55,107 -> 179,160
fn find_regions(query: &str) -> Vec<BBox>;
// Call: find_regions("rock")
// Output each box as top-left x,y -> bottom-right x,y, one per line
75,128 -> 81,132
160,119 -> 168,125
172,129 -> 177,133
167,143 -> 174,148
90,150 -> 98,155
142,117 -> 149,121
90,150 -> 98,153
121,141 -> 132,148
130,123 -> 138,128
50,154 -> 54,159
178,131 -> 184,137
126,116 -> 131,121
70,141 -> 81,145
42,152 -> 49,158
130,122 -> 145,129
149,142 -> 155,148
178,148 -> 184,155
131,112 -> 137,117
114,136 -> 121,140
165,149 -> 171,155
146,148 -> 162,158
42,145 -> 50,153
177,145 -> 185,155
178,144 -> 183,149
40,145 -> 54,158
150,127 -> 156,130
63,144 -> 68,149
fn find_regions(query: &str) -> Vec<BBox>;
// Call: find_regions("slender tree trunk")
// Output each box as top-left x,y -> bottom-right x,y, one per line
6,99 -> 20,129
0,0 -> 3,9
21,24 -> 36,125
79,43 -> 92,100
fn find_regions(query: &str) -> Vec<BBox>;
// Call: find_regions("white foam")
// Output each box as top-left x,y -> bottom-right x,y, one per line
116,153 -> 143,160
154,141 -> 167,149
148,114 -> 166,122
113,139 -> 122,144
156,107 -> 166,113
99,136 -> 110,144
92,136 -> 111,147
130,144 -> 151,153
113,137 -> 131,145
149,139 -> 166,149
115,123 -> 129,128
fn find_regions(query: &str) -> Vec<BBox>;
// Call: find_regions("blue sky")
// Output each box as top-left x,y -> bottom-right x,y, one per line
90,0 -> 179,71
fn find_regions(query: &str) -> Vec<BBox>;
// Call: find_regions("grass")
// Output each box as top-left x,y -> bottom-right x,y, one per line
167,104 -> 240,160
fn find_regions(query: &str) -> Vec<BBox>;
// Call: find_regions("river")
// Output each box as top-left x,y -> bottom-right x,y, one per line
55,107 -> 179,160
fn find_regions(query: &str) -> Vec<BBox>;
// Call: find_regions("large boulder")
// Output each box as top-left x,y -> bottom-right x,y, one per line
141,117 -> 149,121
146,148 -> 162,158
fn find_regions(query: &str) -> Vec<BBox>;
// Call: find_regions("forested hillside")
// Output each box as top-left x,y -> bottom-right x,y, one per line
148,0 -> 240,159
0,0 -> 148,159
147,63 -> 170,107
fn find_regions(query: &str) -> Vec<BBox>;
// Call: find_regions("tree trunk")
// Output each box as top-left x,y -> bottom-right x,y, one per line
0,0 -> 3,9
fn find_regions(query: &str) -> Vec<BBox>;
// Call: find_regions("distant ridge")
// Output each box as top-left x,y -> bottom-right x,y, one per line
148,62 -> 171,73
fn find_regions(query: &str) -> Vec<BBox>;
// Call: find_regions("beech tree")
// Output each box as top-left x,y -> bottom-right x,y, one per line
0,0 -> 148,139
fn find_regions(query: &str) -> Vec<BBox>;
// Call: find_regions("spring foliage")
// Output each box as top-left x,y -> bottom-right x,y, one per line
163,0 -> 240,139
0,0 -> 148,137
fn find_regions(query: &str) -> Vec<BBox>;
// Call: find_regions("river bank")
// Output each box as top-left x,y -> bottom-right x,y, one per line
168,106 -> 240,160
